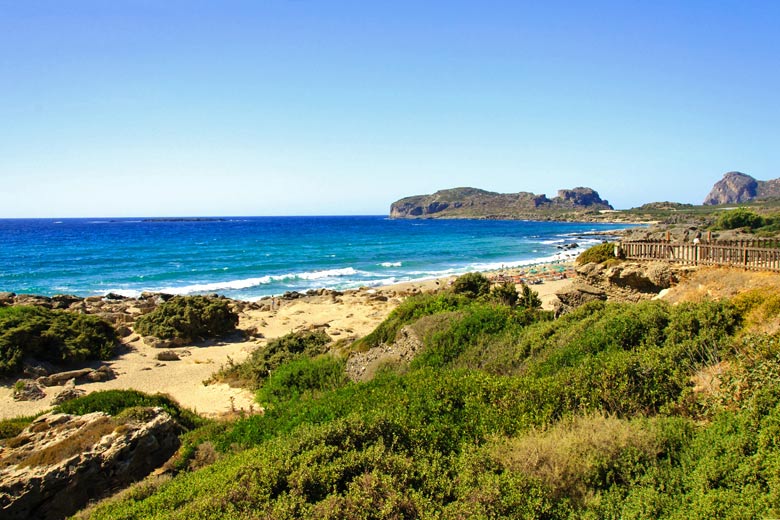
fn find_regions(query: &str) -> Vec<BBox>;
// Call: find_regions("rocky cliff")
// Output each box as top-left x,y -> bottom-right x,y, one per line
390,187 -> 612,219
703,172 -> 780,205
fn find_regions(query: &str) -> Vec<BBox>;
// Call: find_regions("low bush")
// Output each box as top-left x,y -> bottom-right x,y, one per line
53,389 -> 206,430
0,414 -> 41,440
0,306 -> 117,375
354,292 -> 470,350
487,414 -> 675,505
577,242 -> 617,265
517,283 -> 542,309
451,272 -> 491,299
210,330 -> 331,389
134,295 -> 238,341
257,355 -> 348,405
489,280 -> 518,307
77,287 -> 780,519
714,208 -> 766,230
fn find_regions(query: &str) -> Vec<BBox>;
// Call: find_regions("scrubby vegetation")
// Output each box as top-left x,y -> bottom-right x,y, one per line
714,208 -> 767,230
577,241 -> 618,265
134,295 -> 238,341
53,389 -> 207,431
710,207 -> 780,235
30,281 -> 780,518
0,306 -> 117,375
451,271 -> 491,298
209,330 -> 332,390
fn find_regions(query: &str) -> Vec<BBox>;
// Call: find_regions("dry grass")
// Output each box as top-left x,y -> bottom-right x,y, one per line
663,267 -> 780,305
691,361 -> 730,395
488,414 -> 660,504
1,416 -> 118,470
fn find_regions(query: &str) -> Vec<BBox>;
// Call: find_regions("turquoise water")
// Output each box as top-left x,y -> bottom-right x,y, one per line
0,216 -> 630,300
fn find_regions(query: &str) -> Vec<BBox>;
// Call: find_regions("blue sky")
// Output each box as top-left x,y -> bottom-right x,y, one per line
1,1 -> 778,217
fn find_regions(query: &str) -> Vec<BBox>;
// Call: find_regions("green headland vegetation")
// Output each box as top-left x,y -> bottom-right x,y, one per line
25,260 -> 778,519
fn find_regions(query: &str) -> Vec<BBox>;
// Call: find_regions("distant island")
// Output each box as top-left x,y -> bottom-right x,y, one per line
389,186 -> 612,220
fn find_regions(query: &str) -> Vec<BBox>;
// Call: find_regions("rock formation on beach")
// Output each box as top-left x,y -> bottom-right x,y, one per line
389,186 -> 612,219
0,408 -> 180,520
703,171 -> 780,205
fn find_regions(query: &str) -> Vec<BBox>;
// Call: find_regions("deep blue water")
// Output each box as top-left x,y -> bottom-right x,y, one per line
0,216 -> 630,300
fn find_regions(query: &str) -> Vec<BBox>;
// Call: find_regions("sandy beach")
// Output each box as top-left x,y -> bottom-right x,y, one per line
0,264 -> 574,420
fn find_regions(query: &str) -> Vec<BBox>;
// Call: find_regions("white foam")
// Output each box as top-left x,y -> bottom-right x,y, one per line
297,267 -> 362,280
102,267 -> 365,297
380,262 -> 402,267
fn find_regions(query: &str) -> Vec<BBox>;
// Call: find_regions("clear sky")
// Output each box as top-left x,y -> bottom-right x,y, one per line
1,0 -> 778,217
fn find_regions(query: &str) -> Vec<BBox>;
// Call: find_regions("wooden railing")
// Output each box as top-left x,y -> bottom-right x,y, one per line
620,239 -> 780,272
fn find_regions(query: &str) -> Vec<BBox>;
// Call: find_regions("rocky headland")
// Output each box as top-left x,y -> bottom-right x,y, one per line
389,186 -> 612,220
703,171 -> 780,205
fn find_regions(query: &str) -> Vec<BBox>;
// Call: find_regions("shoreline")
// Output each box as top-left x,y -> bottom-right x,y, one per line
0,260 -> 576,421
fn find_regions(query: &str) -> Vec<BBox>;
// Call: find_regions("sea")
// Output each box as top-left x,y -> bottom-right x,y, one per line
0,216 -> 633,301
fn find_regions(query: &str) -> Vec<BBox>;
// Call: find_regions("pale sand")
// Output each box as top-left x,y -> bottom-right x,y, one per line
0,267 -> 573,421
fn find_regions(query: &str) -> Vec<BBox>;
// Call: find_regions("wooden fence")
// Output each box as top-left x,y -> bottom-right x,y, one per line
620,239 -> 780,272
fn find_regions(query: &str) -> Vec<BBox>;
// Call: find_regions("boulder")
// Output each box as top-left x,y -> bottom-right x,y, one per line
116,326 -> 133,338
12,380 -> 45,402
22,363 -> 50,378
0,408 -> 180,520
143,336 -> 172,349
554,284 -> 607,314
13,295 -> 52,308
156,350 -> 180,362
51,385 -> 86,405
50,295 -> 82,310
84,366 -> 116,383
36,369 -> 94,387
606,264 -> 666,292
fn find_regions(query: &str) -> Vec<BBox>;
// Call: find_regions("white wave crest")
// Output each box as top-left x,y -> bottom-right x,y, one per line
298,267 -> 362,280
103,267 -> 364,297
380,262 -> 402,267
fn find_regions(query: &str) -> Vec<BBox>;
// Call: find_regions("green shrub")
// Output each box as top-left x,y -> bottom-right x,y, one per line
451,272 -> 491,299
413,304 -> 521,369
134,296 -> 238,341
54,389 -> 205,430
714,208 -> 766,230
577,242 -> 617,265
211,330 -> 331,389
75,285 -> 780,520
0,306 -> 117,375
354,292 -> 470,350
518,284 -> 542,310
489,280 -> 519,307
0,414 -> 41,440
257,355 -> 348,405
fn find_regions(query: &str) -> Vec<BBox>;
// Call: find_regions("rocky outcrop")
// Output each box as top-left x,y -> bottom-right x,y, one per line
12,380 -> 45,402
703,171 -> 780,205
36,366 -> 115,387
390,186 -> 612,219
0,408 -> 180,520
346,325 -> 424,382
554,261 -> 692,315
555,188 -> 608,208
